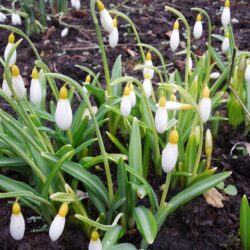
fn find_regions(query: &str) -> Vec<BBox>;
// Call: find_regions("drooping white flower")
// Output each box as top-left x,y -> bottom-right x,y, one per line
0,12 -> 7,23
193,14 -> 203,39
244,61 -> 250,82
10,201 -> 25,241
155,96 -> 168,134
71,0 -> 81,10
55,86 -> 73,130
143,72 -> 152,97
221,32 -> 230,53
188,56 -> 193,71
162,129 -> 179,173
11,65 -> 26,99
109,18 -> 119,48
164,101 -> 193,110
30,67 -> 42,106
89,231 -> 102,250
61,28 -> 69,38
2,74 -> 12,97
221,0 -> 231,26
199,85 -> 211,123
83,74 -> 91,93
82,106 -> 98,120
11,12 -> 21,25
170,20 -> 180,52
49,203 -> 68,241
120,85 -> 131,117
4,33 -> 17,66
129,83 -> 136,107
210,72 -> 221,79
143,51 -> 154,80
97,0 -> 113,33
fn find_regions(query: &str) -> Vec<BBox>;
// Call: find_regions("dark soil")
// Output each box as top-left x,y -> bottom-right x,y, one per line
0,0 -> 250,249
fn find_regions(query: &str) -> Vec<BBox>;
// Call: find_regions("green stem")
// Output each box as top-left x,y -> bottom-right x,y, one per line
160,172 -> 172,208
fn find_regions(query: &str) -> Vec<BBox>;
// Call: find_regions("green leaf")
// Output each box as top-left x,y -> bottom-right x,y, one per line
108,244 -> 137,250
111,55 -> 122,96
133,206 -> 157,244
106,132 -> 128,155
240,195 -> 250,250
102,225 -> 125,250
224,184 -> 237,196
216,181 -> 225,190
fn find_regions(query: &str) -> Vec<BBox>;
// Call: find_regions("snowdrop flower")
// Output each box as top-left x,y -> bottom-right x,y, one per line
221,0 -> 230,26
129,83 -> 136,107
120,85 -> 131,117
30,67 -> 42,106
55,86 -> 73,130
245,60 -> 250,82
11,12 -> 21,25
89,231 -> 102,250
210,72 -> 221,79
82,106 -> 98,120
188,56 -> 193,71
97,0 -> 113,33
49,203 -> 68,241
205,129 -> 213,168
193,14 -> 203,39
143,72 -> 152,97
143,51 -> 154,80
221,32 -> 230,53
11,65 -> 26,99
4,33 -> 17,66
71,0 -> 81,10
199,85 -> 211,123
2,74 -> 12,97
165,101 -> 193,110
83,74 -> 91,93
170,20 -> 180,52
10,201 -> 25,240
162,129 -> 179,173
155,96 -> 168,134
61,28 -> 69,38
0,12 -> 7,23
109,18 -> 119,48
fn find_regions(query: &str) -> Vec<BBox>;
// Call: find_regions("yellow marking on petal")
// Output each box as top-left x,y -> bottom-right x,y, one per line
123,85 -> 130,96
32,67 -> 39,79
59,86 -> 68,99
169,129 -> 179,144
8,33 -> 15,44
146,51 -> 152,61
97,0 -> 105,11
181,103 -> 193,110
58,203 -> 68,217
144,72 -> 150,79
225,31 -> 230,38
159,96 -> 166,107
12,202 -> 21,215
91,231 -> 99,241
11,64 -> 20,77
173,20 -> 179,30
225,0 -> 230,8
196,14 -> 202,22
202,85 -> 210,98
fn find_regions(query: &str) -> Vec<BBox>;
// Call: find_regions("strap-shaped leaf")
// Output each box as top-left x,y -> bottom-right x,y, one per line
240,195 -> 250,250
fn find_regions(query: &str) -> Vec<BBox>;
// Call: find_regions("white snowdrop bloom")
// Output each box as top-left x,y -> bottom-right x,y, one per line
10,201 -> 25,241
82,106 -> 98,120
71,0 -> 81,10
164,101 -> 192,110
129,83 -> 136,107
0,12 -> 7,23
170,20 -> 180,52
30,67 -> 42,106
49,203 -> 68,241
11,65 -> 26,99
188,56 -> 193,71
120,85 -> 132,117
155,96 -> 168,134
199,85 -> 211,123
55,86 -> 73,130
61,28 -> 69,38
205,129 -> 213,157
210,72 -> 221,79
221,0 -> 231,26
193,14 -> 203,39
143,72 -> 152,97
11,12 -> 21,25
109,18 -> 119,48
4,33 -> 17,66
97,0 -> 113,33
162,129 -> 179,173
221,32 -> 230,53
143,51 -> 154,80
83,74 -> 91,93
89,231 -> 102,250
245,61 -> 250,82
2,75 -> 12,97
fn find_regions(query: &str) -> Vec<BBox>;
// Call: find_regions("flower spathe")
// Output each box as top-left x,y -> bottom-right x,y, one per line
221,32 -> 230,53
162,129 -> 179,173
55,86 -> 73,130
170,20 -> 180,52
11,12 -> 21,25
4,33 -> 17,66
143,72 -> 153,97
71,0 -> 81,10
97,0 -> 113,33
155,96 -> 168,134
199,85 -> 211,123
221,0 -> 231,26
10,201 -> 25,241
128,83 -> 136,107
49,203 -> 68,241
89,231 -> 102,250
11,64 -> 26,99
193,14 -> 203,39
143,51 -> 154,79
30,67 -> 42,106
120,85 -> 131,117
0,12 -> 7,23
109,18 -> 119,48
83,74 -> 91,93
2,74 -> 12,97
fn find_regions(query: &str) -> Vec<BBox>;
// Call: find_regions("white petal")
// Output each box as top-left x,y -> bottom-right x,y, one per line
0,12 -> 7,23
100,9 -> 113,33
143,60 -> 154,79
89,239 -> 102,250
61,28 -> 69,38
71,0 -> 81,9
165,101 -> 181,110
11,13 -> 21,25
221,37 -> 229,53
129,90 -> 136,107
170,30 -> 180,52
2,79 -> 12,97
188,57 -> 193,71
199,97 -> 211,123
210,72 -> 221,79
12,75 -> 26,99
109,27 -> 119,48
221,7 -> 230,26
142,79 -> 152,97
155,107 -> 168,134
193,21 -> 203,39
10,213 -> 25,240
4,43 -> 17,66
162,143 -> 178,173
120,96 -> 131,117
30,79 -> 42,105
49,215 -> 65,241
55,99 -> 73,130
245,65 -> 250,82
